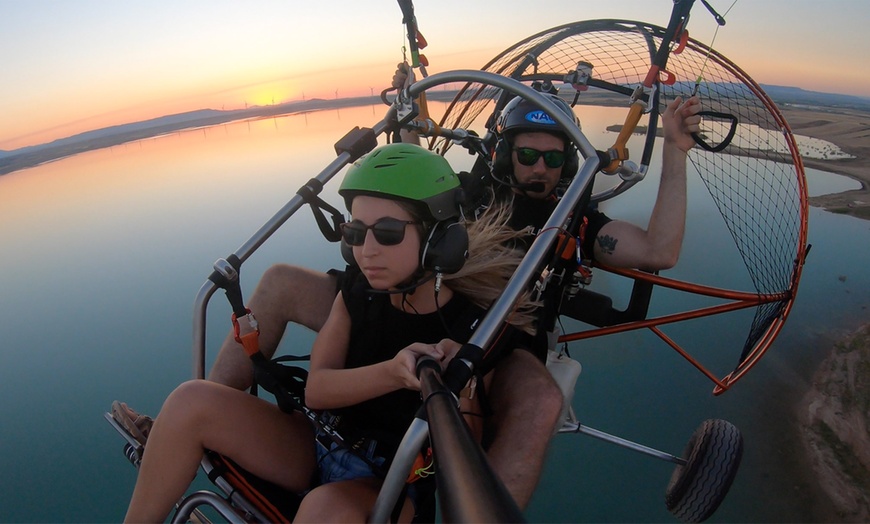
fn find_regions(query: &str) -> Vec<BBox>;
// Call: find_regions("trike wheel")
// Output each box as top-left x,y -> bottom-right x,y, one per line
665,419 -> 743,522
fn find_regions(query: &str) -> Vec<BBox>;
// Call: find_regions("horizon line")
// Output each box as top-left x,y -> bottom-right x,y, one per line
3,82 -> 870,156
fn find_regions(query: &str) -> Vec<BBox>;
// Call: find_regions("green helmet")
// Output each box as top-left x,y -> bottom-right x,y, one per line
339,143 -> 462,221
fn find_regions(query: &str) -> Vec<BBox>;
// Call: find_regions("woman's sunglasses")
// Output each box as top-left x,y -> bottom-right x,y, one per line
513,147 -> 566,168
340,218 -> 419,246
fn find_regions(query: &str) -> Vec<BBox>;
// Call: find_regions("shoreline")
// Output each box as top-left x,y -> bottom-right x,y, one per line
751,104 -> 870,520
781,105 -> 870,220
3,103 -> 869,222
798,323 -> 870,522
603,104 -> 870,221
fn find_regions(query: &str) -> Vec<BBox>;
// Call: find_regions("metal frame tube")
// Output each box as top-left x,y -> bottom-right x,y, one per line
559,422 -> 687,466
420,364 -> 524,523
172,491 -> 246,524
369,417 -> 431,523
403,69 -> 602,380
191,70 -> 599,381
369,72 -> 600,520
191,119 -> 392,377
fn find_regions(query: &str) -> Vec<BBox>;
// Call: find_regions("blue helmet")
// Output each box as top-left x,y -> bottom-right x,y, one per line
496,94 -> 581,139
493,94 -> 581,181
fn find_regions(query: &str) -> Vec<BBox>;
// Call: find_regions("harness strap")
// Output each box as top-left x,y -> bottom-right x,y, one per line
297,179 -> 344,243
249,353 -> 308,414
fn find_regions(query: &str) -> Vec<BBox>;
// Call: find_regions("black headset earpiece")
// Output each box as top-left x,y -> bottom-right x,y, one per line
421,219 -> 468,274
340,237 -> 356,268
492,136 -> 513,181
562,143 -> 579,179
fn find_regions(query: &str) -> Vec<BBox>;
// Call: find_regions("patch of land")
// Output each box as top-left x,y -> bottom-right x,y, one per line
782,105 -> 870,220
606,104 -> 870,221
799,323 -> 870,522
702,102 -> 870,520
0,95 -> 387,177
4,93 -> 870,221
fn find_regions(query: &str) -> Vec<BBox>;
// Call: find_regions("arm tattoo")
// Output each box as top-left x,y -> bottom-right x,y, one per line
596,234 -> 618,255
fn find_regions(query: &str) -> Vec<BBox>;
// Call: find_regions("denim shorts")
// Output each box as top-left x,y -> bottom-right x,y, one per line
313,429 -> 425,510
314,429 -> 385,485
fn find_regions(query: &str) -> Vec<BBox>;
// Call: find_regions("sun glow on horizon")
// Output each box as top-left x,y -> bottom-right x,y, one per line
238,84 -> 298,109
2,1 -> 869,153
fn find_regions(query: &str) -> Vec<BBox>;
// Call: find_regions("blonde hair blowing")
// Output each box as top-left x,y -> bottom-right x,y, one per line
443,202 -> 540,335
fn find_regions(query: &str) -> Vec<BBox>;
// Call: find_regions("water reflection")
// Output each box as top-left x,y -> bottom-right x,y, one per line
0,102 -> 867,523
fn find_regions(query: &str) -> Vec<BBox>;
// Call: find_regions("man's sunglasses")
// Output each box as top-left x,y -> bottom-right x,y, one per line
340,218 -> 419,246
513,147 -> 566,168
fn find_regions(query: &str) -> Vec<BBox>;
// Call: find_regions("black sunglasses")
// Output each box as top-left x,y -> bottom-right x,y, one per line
340,218 -> 419,246
513,147 -> 566,168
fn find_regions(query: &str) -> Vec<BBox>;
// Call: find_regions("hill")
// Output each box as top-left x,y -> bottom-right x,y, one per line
0,97 -> 378,175
762,85 -> 870,111
2,85 -> 868,177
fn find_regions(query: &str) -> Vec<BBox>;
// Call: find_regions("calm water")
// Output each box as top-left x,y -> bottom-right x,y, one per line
1,103 -> 868,523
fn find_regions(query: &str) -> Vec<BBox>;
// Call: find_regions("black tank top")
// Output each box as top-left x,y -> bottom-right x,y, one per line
333,277 -> 483,448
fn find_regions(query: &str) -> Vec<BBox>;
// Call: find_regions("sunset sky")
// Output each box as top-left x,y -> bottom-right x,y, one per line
2,0 -> 868,151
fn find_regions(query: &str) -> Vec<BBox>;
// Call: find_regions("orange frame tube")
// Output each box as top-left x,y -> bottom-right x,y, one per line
557,265 -> 796,394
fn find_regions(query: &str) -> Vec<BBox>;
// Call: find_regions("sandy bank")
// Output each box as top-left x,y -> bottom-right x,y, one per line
799,323 -> 870,522
781,105 -> 870,220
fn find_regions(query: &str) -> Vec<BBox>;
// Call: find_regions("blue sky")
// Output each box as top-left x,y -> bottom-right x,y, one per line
1,0 -> 868,150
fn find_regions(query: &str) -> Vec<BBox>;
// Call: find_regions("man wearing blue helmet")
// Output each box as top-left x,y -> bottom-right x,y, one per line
491,93 -> 581,198
385,64 -> 702,508
490,90 -> 701,268
476,91 -> 701,508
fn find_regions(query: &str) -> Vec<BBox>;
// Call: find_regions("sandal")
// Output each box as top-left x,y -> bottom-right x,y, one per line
111,400 -> 154,446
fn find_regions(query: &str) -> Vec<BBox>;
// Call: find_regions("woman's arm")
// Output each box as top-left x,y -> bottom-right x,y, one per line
305,293 -> 445,410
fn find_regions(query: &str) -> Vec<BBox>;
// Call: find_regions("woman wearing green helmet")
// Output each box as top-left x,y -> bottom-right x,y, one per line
123,143 -> 535,523
338,142 -> 468,278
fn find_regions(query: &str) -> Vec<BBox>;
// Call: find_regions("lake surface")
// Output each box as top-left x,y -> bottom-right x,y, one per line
1,102 -> 868,523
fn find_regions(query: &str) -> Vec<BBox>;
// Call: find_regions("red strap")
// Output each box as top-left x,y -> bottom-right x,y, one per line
232,309 -> 260,357
556,232 -> 577,261
656,30 -> 688,85
659,69 -> 677,86
673,29 -> 689,55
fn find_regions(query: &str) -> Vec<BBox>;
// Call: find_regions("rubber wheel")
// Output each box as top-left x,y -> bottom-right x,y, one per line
665,419 -> 743,522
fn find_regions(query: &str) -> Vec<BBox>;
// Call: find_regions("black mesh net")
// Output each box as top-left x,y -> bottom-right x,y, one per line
433,19 -> 807,376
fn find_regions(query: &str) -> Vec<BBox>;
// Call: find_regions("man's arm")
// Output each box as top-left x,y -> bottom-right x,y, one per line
592,96 -> 701,271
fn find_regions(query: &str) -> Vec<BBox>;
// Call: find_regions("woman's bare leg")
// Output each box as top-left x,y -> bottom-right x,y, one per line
124,380 -> 315,523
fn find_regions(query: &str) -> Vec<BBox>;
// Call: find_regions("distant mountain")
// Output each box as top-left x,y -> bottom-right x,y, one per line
0,109 -> 225,160
760,85 -> 870,111
0,97 -> 378,176
67,109 -> 226,142
2,108 -> 227,157
2,85 -> 868,176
